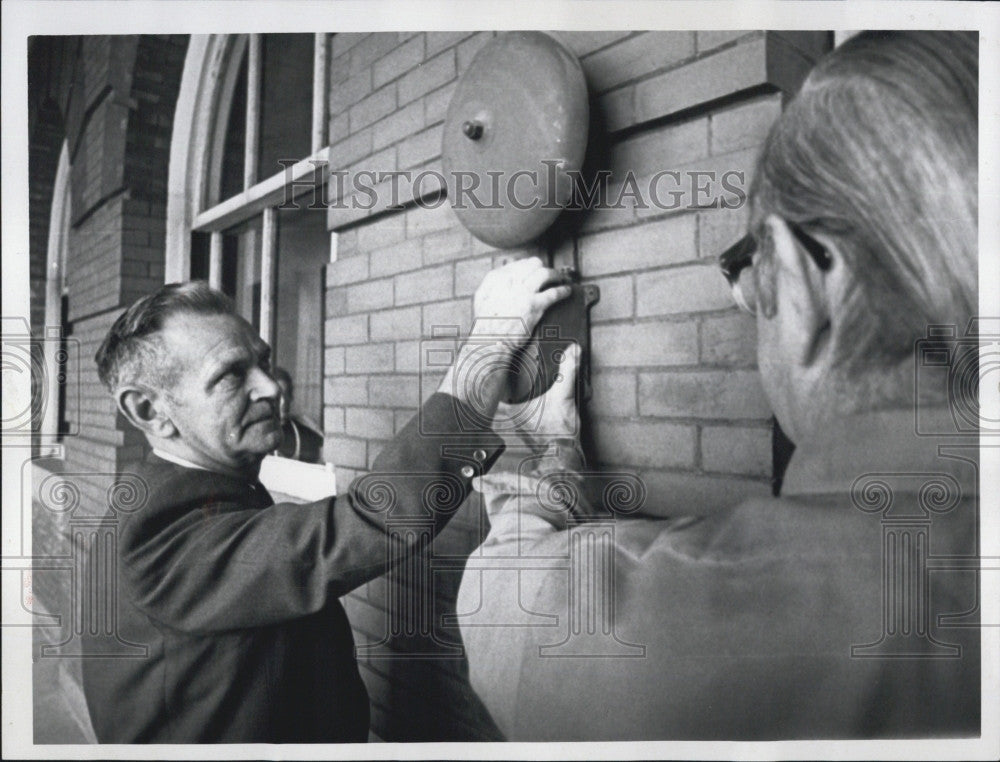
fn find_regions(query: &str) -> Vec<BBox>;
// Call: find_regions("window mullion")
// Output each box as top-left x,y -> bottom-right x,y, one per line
208,231 -> 223,290
259,207 -> 277,346
312,33 -> 329,154
245,34 -> 262,190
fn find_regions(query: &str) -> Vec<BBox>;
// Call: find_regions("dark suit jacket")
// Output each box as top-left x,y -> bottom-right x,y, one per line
81,393 -> 503,743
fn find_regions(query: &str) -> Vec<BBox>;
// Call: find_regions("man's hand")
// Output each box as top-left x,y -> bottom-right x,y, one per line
474,342 -> 588,528
494,341 -> 582,450
470,256 -> 572,347
438,257 -> 572,419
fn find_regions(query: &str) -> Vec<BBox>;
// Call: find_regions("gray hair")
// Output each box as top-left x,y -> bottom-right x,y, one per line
95,281 -> 236,393
750,31 -> 977,374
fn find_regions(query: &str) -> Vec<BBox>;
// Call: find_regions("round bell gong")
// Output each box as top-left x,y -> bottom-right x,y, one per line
442,32 -> 589,248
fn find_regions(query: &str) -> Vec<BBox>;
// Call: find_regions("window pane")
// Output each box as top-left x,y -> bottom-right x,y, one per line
190,231 -> 210,281
258,34 -> 314,181
223,215 -> 262,331
219,51 -> 248,201
274,203 -> 327,442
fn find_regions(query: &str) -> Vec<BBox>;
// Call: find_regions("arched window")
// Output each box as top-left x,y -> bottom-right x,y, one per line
40,141 -> 72,455
167,33 -> 332,450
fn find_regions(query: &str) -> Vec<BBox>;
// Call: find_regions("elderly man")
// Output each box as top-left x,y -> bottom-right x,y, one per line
457,31 -> 980,739
80,258 -> 569,742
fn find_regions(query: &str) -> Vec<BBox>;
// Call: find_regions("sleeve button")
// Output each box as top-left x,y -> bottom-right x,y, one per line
460,465 -> 475,479
473,449 -> 487,462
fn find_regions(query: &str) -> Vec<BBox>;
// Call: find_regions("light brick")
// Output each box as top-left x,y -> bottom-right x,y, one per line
611,118 -> 709,176
425,31 -> 472,59
552,31 -> 632,58
324,376 -> 368,406
591,320 -> 698,369
357,217 -> 406,252
422,227 -> 470,265
591,418 -> 695,469
638,370 -> 771,419
579,214 -> 697,276
324,405 -> 346,434
590,371 -> 637,417
397,124 -> 442,170
697,206 -> 750,261
326,287 -> 349,316
395,340 -> 421,373
373,35 -> 425,88
329,70 -> 373,117
701,424 -> 771,477
346,145 -> 397,179
405,200 -> 456,238
324,314 -> 368,346
395,264 -> 453,306
454,256 -> 493,297
635,36 -> 767,125
700,312 -> 758,366
329,128 -> 373,172
636,264 -> 733,316
372,99 -> 426,149
398,51 -> 456,105
369,238 -> 423,278
583,32 -> 695,93
345,406 -> 395,439
696,30 -> 753,54
350,86 -> 397,133
323,347 -> 344,376
325,435 -> 368,469
326,253 -> 369,285
345,342 -> 395,374
422,298 -> 472,337
587,274 -> 633,322
346,278 -> 394,313
369,374 -> 421,408
349,33 -> 398,74
423,82 -> 457,123
370,305 -> 422,341
710,94 -> 782,155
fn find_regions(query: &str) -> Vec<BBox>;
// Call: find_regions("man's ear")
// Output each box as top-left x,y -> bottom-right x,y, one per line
764,214 -> 837,367
117,386 -> 177,440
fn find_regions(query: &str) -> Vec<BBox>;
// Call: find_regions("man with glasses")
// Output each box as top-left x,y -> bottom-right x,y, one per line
457,31 -> 980,740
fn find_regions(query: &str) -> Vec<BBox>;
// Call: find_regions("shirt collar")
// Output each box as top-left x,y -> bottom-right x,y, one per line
781,405 -> 979,498
151,448 -> 211,472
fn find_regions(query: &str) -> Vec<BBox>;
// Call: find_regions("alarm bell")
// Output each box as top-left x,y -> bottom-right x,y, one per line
442,32 -> 589,248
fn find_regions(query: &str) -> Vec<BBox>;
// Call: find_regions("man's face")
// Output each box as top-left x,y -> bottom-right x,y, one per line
156,311 -> 282,474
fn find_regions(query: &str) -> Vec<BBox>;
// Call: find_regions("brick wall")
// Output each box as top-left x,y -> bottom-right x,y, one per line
28,34 -> 188,669
321,30 -> 830,740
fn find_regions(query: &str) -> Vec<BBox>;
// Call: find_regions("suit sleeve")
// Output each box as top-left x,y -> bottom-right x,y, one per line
119,392 -> 504,633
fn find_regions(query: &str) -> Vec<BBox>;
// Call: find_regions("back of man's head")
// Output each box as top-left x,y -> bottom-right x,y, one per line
95,281 -> 235,394
750,31 -> 977,377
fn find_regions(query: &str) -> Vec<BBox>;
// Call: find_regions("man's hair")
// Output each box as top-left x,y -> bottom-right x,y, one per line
749,31 -> 978,373
95,281 -> 236,393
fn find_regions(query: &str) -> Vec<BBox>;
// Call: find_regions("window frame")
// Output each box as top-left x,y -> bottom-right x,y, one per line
189,33 -> 332,347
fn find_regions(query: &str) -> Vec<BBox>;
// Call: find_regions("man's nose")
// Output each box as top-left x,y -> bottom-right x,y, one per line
248,366 -> 281,402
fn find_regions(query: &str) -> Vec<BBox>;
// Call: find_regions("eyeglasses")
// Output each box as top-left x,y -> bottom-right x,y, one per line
718,221 -> 832,315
